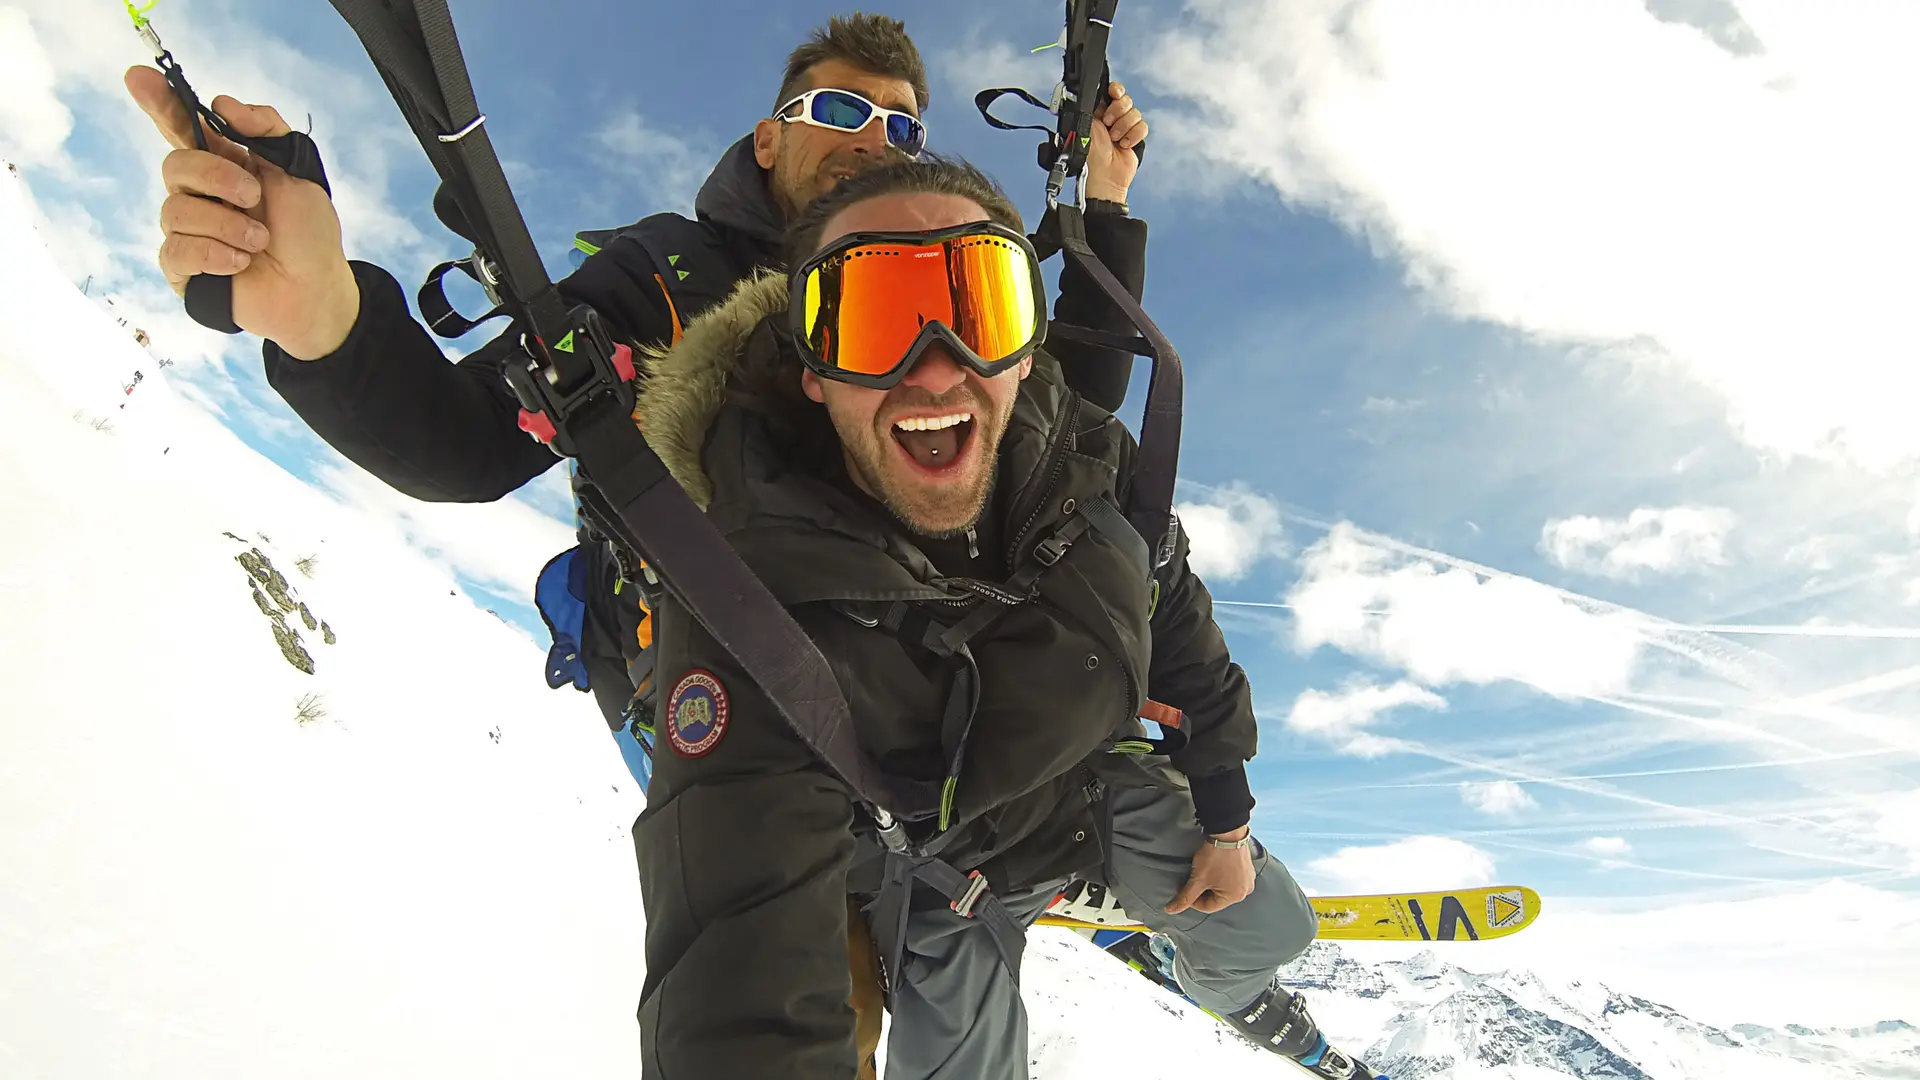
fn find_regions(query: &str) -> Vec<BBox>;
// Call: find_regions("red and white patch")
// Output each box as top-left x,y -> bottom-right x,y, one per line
665,670 -> 729,758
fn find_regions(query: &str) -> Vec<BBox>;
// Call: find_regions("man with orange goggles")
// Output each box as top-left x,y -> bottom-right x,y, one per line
630,157 -> 1377,1080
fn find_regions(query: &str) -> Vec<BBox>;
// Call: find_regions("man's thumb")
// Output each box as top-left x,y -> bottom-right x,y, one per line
210,95 -> 293,140
1165,875 -> 1206,915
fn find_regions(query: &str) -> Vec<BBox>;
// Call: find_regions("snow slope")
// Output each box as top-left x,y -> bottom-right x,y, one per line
0,163 -> 646,1077
3,162 -> 1915,1079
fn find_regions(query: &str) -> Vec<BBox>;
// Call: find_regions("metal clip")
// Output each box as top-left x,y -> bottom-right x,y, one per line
873,807 -> 912,854
467,250 -> 503,306
950,870 -> 990,918
1153,512 -> 1180,570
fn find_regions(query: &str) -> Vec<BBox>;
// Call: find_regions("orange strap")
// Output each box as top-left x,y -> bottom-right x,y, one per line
653,274 -> 684,345
1139,699 -> 1183,730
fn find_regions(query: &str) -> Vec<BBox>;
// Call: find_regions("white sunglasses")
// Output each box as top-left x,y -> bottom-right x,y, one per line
774,87 -> 927,157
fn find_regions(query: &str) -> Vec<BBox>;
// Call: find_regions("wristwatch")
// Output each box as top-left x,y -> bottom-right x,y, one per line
1206,833 -> 1253,850
1086,197 -> 1130,216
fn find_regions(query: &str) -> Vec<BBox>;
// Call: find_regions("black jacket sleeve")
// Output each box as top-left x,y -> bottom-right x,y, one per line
1050,208 -> 1149,414
261,238 -> 680,503
1143,518 -> 1259,835
634,598 -> 860,1079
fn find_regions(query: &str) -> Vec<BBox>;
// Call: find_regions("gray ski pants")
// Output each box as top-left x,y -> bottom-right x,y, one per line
872,775 -> 1319,1080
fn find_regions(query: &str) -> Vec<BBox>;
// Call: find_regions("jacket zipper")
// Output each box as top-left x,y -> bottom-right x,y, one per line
1006,393 -> 1083,566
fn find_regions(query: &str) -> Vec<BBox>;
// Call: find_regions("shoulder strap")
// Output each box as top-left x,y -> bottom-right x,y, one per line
325,0 -> 939,838
973,0 -> 1182,565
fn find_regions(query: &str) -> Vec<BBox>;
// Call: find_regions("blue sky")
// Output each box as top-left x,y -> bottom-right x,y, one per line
7,0 -> 1920,1025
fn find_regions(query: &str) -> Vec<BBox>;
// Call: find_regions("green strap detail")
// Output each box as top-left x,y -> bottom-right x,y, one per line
939,775 -> 958,831
573,237 -> 601,257
554,330 -> 575,353
124,0 -> 161,29
1109,739 -> 1156,755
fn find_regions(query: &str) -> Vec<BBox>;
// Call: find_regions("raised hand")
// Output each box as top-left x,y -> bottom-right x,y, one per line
126,66 -> 359,359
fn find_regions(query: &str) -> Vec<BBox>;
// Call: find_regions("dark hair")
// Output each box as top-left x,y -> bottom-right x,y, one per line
781,155 -> 1026,270
775,14 -> 931,116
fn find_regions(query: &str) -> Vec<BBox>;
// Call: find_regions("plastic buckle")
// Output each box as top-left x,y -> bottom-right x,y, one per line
503,306 -> 637,457
1034,534 -> 1071,566
951,870 -> 990,918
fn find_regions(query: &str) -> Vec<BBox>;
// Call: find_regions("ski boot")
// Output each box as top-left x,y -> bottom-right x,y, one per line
1218,979 -> 1386,1080
1113,934 -> 1387,1080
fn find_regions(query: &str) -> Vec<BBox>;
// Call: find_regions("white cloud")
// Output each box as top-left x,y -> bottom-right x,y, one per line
592,112 -> 716,217
0,8 -> 73,171
1872,789 -> 1920,870
11,0 -> 432,281
1287,523 -> 1643,698
1359,395 -> 1423,414
1307,836 -> 1497,894
1644,0 -> 1766,56
935,32 -> 1062,125
1144,0 -> 1920,473
1175,484 -> 1283,581
1285,679 -> 1443,757
1460,780 -> 1537,817
1583,836 -> 1634,857
1540,506 -> 1736,581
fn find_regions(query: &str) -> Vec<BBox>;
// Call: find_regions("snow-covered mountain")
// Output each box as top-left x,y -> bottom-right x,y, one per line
3,161 -> 1914,1079
1027,934 -> 1920,1080
1349,946 -> 1920,1079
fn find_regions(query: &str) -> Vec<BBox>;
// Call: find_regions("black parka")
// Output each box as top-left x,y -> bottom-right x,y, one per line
258,134 -> 1153,724
630,271 -> 1258,1079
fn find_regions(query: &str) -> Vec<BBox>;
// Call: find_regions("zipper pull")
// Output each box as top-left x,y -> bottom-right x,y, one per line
966,526 -> 980,559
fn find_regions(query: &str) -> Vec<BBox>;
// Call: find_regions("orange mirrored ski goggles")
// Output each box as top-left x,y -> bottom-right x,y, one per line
789,222 -> 1048,389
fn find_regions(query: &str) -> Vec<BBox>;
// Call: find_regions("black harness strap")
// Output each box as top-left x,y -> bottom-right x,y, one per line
868,851 -> 1027,997
1038,205 -> 1185,557
973,0 -> 1185,563
314,0 -> 1187,1003
321,0 -> 940,838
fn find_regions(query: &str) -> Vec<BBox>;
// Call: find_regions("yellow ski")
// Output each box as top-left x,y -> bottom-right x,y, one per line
1038,884 -> 1543,942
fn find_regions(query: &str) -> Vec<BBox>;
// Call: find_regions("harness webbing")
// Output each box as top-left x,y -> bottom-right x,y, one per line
320,0 -> 933,838
974,0 -> 1186,563
297,0 -> 1190,999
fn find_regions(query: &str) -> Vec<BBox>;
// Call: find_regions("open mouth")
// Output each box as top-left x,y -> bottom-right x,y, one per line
890,412 -> 977,475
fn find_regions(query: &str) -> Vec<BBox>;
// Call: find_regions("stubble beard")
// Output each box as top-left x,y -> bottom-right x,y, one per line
832,391 -> 1011,539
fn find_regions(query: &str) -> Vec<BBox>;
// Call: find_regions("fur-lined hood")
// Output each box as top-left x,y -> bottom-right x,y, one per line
632,269 -> 791,510
630,264 -> 1087,568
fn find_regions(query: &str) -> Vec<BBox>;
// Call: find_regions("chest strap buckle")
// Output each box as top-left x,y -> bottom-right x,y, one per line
950,869 -> 992,918
1034,533 -> 1072,566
